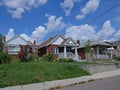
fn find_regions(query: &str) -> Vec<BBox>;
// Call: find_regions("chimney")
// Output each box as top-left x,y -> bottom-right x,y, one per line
33,40 -> 36,45
3,36 -> 6,43
77,40 -> 80,46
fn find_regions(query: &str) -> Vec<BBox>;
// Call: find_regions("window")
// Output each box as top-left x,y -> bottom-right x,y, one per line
8,46 -> 20,54
52,48 -> 59,54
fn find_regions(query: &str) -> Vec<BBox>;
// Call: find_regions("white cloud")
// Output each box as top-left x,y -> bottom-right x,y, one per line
65,20 -> 116,44
76,0 -> 100,20
0,0 -> 48,19
45,15 -> 66,32
6,26 -> 47,44
114,30 -> 120,40
76,14 -> 85,20
32,26 -> 47,43
61,0 -> 80,16
98,20 -> 115,41
6,28 -> 15,41
65,24 -> 98,43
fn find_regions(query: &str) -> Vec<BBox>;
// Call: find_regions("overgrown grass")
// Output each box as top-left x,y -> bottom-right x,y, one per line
0,61 -> 90,88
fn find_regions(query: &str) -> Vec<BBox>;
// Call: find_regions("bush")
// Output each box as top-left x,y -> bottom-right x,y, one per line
29,54 -> 40,61
41,54 -> 55,62
58,58 -> 74,62
113,54 -> 120,61
67,58 -> 74,62
58,58 -> 66,62
0,52 -> 11,64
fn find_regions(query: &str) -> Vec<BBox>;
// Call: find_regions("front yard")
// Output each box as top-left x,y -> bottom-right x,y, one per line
0,61 -> 90,88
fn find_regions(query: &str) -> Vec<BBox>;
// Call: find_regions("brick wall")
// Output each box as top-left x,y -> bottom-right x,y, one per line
47,45 -> 58,58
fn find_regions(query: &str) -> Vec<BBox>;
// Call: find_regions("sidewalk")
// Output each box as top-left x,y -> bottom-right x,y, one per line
1,69 -> 120,90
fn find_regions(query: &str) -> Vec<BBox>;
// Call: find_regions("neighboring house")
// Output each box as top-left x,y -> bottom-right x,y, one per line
38,34 -> 81,61
109,40 -> 120,56
77,42 -> 112,60
3,35 -> 38,59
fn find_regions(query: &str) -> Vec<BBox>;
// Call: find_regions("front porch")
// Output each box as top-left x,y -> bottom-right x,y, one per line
91,46 -> 110,60
58,46 -> 81,61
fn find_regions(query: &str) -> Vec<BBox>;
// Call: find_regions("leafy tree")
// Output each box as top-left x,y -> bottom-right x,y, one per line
0,34 -> 3,51
84,40 -> 91,60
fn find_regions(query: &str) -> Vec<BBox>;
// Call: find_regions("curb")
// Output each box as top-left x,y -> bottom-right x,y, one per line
1,69 -> 120,90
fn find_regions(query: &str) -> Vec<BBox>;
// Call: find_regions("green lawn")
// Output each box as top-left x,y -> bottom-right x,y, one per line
0,61 -> 89,88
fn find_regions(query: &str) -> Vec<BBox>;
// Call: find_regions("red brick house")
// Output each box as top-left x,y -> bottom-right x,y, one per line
38,34 -> 81,61
3,35 -> 38,59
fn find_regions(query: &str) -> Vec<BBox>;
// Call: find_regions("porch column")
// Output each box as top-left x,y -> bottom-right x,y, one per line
64,46 -> 67,58
97,46 -> 99,59
75,46 -> 78,60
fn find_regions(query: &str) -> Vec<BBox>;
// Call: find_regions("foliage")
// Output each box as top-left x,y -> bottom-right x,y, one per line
58,58 -> 74,62
84,40 -> 91,53
0,61 -> 90,88
113,54 -> 120,61
67,58 -> 74,62
29,54 -> 40,61
0,52 -> 11,64
58,58 -> 66,62
84,40 -> 91,60
41,54 -> 55,62
0,34 -> 3,52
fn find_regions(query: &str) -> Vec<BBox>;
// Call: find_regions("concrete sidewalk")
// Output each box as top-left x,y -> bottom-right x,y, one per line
1,69 -> 120,90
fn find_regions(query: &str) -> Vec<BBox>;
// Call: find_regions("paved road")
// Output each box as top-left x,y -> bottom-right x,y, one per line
59,75 -> 120,90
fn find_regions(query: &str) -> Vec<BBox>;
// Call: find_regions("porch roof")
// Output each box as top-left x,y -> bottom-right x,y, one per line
78,42 -> 112,49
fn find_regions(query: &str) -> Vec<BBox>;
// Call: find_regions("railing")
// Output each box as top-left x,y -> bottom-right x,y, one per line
93,54 -> 110,59
58,52 -> 81,61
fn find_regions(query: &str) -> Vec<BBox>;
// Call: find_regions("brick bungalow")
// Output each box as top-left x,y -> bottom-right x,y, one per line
3,35 -> 38,60
38,34 -> 81,61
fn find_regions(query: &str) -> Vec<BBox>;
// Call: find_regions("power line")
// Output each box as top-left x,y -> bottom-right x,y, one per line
66,2 -> 120,35
87,2 -> 120,24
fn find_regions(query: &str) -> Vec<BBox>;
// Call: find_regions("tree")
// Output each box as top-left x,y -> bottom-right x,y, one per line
0,34 -> 3,52
84,40 -> 91,60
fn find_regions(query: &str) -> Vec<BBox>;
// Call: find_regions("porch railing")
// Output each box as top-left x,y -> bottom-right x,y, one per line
58,52 -> 81,61
93,54 -> 110,59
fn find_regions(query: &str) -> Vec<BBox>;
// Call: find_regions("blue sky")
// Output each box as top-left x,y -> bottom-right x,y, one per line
0,0 -> 120,44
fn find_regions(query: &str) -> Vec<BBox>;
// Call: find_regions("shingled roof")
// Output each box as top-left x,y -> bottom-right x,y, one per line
38,35 -> 57,48
38,34 -> 78,48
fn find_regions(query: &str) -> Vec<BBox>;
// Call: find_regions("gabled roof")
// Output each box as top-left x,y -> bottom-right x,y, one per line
38,34 -> 78,48
38,34 -> 62,48
5,35 -> 33,45
60,38 -> 70,45
60,37 -> 78,46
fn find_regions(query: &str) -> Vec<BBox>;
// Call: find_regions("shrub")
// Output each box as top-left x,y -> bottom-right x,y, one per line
58,58 -> 66,62
0,52 -> 11,64
113,54 -> 120,61
41,54 -> 55,62
67,58 -> 74,62
58,58 -> 74,62
29,54 -> 40,61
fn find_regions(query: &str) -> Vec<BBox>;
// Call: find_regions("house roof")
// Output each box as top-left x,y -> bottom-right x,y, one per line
110,40 -> 120,47
78,42 -> 112,49
38,34 -> 78,48
60,38 -> 70,45
38,34 -> 60,48
5,35 -> 33,45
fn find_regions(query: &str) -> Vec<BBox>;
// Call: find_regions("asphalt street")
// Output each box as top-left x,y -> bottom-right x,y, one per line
59,75 -> 120,90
